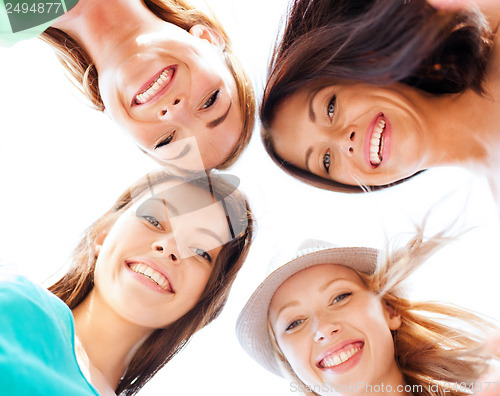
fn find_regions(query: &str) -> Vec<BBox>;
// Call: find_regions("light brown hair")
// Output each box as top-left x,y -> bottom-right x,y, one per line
49,170 -> 253,395
40,0 -> 255,170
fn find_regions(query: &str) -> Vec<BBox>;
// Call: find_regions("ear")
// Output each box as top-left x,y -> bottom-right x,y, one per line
94,227 -> 110,258
188,24 -> 225,49
384,302 -> 402,331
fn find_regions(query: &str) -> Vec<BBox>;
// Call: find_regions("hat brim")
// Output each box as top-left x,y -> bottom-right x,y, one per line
235,247 -> 378,377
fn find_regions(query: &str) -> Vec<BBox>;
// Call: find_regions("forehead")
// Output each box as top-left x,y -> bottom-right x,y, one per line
270,88 -> 318,166
272,264 -> 365,303
132,178 -> 214,212
133,178 -> 231,243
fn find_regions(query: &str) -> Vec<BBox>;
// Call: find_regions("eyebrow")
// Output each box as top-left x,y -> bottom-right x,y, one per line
206,101 -> 232,129
305,147 -> 313,172
196,227 -> 225,247
318,278 -> 347,293
276,278 -> 349,318
163,199 -> 180,217
308,88 -> 321,123
165,143 -> 191,161
276,301 -> 300,319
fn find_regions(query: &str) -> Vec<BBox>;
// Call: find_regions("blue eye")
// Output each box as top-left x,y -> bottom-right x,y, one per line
194,248 -> 212,263
327,95 -> 336,120
332,293 -> 351,304
141,215 -> 163,230
201,90 -> 220,109
286,319 -> 303,332
154,131 -> 175,149
323,150 -> 331,172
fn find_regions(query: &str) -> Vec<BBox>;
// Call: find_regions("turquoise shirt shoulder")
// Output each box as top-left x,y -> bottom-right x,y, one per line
0,0 -> 78,47
0,269 -> 99,396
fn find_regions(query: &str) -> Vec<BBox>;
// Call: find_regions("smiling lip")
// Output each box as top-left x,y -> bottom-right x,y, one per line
317,340 -> 364,374
364,113 -> 391,168
125,258 -> 174,293
131,66 -> 177,107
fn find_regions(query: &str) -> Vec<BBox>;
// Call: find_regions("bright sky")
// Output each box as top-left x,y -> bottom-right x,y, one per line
0,0 -> 499,395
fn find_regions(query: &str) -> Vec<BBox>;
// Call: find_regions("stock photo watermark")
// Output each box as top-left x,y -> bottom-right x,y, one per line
2,0 -> 77,33
290,381 -> 500,394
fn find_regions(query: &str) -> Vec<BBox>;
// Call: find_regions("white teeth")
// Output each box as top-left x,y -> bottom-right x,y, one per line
151,81 -> 161,91
135,69 -> 173,105
369,117 -> 386,166
320,346 -> 361,368
129,263 -> 171,292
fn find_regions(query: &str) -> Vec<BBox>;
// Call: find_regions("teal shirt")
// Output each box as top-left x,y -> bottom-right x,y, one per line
0,0 -> 78,47
0,269 -> 99,396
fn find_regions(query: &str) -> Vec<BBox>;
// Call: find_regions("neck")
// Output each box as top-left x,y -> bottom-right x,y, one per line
72,289 -> 152,390
51,0 -> 155,72
362,365 -> 411,396
412,89 -> 493,170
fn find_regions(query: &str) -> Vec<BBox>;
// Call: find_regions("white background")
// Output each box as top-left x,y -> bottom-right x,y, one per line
0,0 -> 499,395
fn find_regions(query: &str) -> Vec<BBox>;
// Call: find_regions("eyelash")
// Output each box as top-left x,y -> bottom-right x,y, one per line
154,131 -> 175,150
286,319 -> 303,332
201,90 -> 220,110
331,292 -> 352,305
323,149 -> 331,173
194,248 -> 212,263
284,292 -> 351,332
327,95 -> 336,120
141,215 -> 163,230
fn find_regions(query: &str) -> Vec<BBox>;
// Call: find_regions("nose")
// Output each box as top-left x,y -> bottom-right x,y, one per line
158,97 -> 188,122
336,129 -> 356,157
313,317 -> 341,343
152,235 -> 180,263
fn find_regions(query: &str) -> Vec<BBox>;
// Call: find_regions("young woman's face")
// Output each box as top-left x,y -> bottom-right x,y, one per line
269,265 -> 402,394
93,179 -> 231,330
98,24 -> 242,170
270,82 -> 429,186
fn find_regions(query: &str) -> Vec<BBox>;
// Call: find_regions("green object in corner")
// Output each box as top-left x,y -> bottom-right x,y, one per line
0,0 -> 78,47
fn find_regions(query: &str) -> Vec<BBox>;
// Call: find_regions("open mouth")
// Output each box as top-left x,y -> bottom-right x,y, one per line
127,262 -> 173,292
133,66 -> 176,106
369,114 -> 386,167
317,341 -> 364,369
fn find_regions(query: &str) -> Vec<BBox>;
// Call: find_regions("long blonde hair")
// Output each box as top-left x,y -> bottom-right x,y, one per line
40,0 -> 255,169
270,231 -> 498,395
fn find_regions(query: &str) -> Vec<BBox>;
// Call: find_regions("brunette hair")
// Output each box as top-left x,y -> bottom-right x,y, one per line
260,0 -> 494,192
40,0 -> 255,170
49,170 -> 253,395
269,232 -> 499,395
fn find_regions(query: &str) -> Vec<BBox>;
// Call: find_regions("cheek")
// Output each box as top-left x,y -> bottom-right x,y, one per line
183,263 -> 212,299
278,335 -> 313,379
363,307 -> 397,363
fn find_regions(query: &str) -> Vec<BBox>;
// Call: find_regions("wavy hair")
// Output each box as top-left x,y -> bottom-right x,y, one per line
269,231 -> 499,395
49,169 -> 253,395
260,0 -> 494,192
40,0 -> 255,170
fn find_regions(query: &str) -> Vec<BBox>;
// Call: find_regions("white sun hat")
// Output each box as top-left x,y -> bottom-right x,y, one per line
235,239 -> 378,377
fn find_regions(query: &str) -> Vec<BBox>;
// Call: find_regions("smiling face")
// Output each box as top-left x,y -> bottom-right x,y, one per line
93,179 -> 231,330
270,82 -> 430,186
98,23 -> 242,171
268,264 -> 402,395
